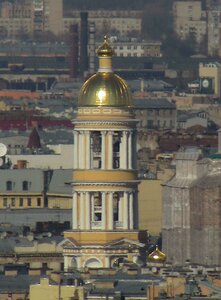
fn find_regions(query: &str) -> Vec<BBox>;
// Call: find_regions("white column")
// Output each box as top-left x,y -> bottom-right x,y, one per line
120,131 -> 128,169
101,131 -> 106,169
85,131 -> 90,169
108,132 -> 113,169
125,131 -> 129,169
132,131 -> 137,170
64,255 -> 69,272
80,192 -> 85,229
124,192 -> 129,229
73,131 -> 79,169
85,192 -> 90,230
105,257 -> 111,268
91,194 -> 94,226
129,192 -> 134,229
128,131 -> 132,169
108,192 -> 113,230
102,192 -> 106,229
72,192 -> 78,229
79,132 -> 84,169
119,194 -> 123,224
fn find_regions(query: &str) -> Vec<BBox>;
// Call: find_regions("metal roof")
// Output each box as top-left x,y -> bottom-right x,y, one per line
48,169 -> 72,195
134,98 -> 176,109
0,169 -> 44,193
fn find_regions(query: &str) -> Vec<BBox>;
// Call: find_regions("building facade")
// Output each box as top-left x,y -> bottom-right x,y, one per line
108,40 -> 162,58
162,143 -> 221,266
173,1 -> 207,44
61,37 -> 146,270
63,10 -> 142,36
199,62 -> 221,97
134,98 -> 177,131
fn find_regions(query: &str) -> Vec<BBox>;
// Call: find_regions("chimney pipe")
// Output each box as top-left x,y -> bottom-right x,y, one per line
80,11 -> 88,77
69,24 -> 79,78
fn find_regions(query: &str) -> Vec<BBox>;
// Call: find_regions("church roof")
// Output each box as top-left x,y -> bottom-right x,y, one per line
78,36 -> 132,107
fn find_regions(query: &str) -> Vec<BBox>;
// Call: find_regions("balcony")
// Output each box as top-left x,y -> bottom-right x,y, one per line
94,206 -> 102,212
114,221 -> 123,228
93,151 -> 101,157
91,221 -> 102,228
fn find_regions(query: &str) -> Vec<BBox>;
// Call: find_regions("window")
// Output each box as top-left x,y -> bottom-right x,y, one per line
22,181 -> 29,191
27,198 -> 31,206
6,181 -> 12,191
93,192 -> 102,221
113,193 -> 120,221
3,198 -> 7,207
37,198 -> 41,207
11,198 -> 15,207
19,198 -> 23,207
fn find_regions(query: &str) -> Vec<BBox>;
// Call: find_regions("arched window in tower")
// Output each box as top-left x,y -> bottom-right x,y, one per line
113,132 -> 121,169
113,192 -> 123,228
6,180 -> 12,191
91,131 -> 102,169
92,192 -> 102,224
22,180 -> 29,191
113,192 -> 120,221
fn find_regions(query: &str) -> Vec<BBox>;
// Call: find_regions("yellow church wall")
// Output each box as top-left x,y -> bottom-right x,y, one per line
73,170 -> 137,181
64,230 -> 146,245
30,278 -> 85,300
138,168 -> 174,235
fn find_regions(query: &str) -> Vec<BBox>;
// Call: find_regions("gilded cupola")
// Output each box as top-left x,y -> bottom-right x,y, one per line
78,36 -> 132,107
148,245 -> 166,263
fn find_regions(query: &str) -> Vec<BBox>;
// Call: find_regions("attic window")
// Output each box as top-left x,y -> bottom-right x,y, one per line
22,181 -> 29,191
6,181 -> 12,191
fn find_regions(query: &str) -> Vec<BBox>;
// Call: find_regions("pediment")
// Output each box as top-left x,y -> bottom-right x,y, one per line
104,238 -> 144,249
59,238 -> 79,249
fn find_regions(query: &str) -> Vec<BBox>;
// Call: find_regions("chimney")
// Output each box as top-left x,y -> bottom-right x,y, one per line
69,24 -> 79,78
17,160 -> 27,169
88,22 -> 95,75
79,11 -> 88,77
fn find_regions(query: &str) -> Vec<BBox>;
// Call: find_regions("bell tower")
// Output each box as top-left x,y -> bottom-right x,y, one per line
61,37 -> 147,270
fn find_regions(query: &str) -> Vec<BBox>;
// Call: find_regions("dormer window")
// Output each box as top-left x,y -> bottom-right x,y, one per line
22,181 -> 29,191
6,181 -> 12,191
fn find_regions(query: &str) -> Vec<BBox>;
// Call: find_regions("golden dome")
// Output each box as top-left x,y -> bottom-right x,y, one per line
148,246 -> 166,263
78,36 -> 132,107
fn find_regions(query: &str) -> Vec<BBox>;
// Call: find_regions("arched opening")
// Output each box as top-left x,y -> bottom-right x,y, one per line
85,258 -> 102,268
6,180 -> 12,191
22,180 -> 28,191
71,257 -> 77,269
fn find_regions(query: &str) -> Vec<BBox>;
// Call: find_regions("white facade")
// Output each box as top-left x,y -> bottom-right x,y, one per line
8,144 -> 74,169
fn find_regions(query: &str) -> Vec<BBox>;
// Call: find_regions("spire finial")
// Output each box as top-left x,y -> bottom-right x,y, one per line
97,35 -> 114,57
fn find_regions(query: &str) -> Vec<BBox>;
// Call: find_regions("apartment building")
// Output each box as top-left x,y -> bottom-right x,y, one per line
0,1 -> 33,38
63,10 -> 142,36
199,61 -> 221,97
109,40 -> 162,57
0,2 -> 141,38
173,1 -> 207,44
0,0 -> 63,38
